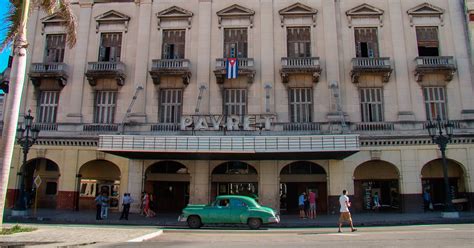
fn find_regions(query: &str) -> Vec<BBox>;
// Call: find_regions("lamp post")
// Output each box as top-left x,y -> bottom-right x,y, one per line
426,115 -> 456,213
13,110 -> 39,213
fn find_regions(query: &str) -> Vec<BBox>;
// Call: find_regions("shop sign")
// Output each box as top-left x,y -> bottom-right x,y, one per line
180,114 -> 276,131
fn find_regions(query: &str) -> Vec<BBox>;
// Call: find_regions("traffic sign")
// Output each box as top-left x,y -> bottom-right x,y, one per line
34,175 -> 42,188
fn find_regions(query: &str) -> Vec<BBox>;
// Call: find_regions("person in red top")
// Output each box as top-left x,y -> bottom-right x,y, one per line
308,189 -> 317,219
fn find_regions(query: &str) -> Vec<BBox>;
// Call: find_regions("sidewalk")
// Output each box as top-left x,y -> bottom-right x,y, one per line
4,209 -> 474,228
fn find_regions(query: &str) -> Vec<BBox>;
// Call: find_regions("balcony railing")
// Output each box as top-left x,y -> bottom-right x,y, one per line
29,62 -> 68,87
214,58 -> 255,84
85,61 -> 126,86
414,56 -> 456,82
150,59 -> 191,85
354,122 -> 395,132
283,122 -> 321,132
83,124 -> 119,132
150,123 -> 180,132
280,57 -> 322,83
33,123 -> 58,131
350,57 -> 392,83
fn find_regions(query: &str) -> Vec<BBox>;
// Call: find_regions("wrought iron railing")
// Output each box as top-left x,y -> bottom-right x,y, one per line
354,122 -> 395,131
87,62 -> 125,72
415,56 -> 455,67
30,62 -> 68,73
281,57 -> 320,68
83,124 -> 119,132
151,59 -> 190,70
352,57 -> 391,69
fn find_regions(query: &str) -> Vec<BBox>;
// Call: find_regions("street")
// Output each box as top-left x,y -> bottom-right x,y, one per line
1,224 -> 473,247
102,224 -> 474,248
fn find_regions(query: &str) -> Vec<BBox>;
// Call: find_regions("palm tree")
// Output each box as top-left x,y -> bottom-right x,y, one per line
0,0 -> 77,226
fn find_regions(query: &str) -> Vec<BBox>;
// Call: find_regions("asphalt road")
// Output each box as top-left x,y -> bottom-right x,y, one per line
99,224 -> 474,248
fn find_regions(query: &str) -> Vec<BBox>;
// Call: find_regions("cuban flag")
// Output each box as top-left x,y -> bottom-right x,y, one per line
226,58 -> 238,79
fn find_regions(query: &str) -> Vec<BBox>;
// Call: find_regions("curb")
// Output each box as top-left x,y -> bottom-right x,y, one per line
127,230 -> 163,242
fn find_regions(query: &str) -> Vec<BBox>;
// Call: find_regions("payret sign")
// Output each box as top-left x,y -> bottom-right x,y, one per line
180,114 -> 275,131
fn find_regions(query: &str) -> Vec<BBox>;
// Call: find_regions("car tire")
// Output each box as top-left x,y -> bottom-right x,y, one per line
248,218 -> 262,230
187,215 -> 202,229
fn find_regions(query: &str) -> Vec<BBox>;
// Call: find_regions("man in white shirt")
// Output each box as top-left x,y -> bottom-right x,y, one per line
338,189 -> 357,233
120,193 -> 134,220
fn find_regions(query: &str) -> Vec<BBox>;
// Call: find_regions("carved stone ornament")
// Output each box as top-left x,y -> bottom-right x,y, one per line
41,12 -> 66,35
279,3 -> 318,27
156,6 -> 194,30
95,10 -> 131,33
217,4 -> 255,29
345,3 -> 384,28
407,3 -> 444,27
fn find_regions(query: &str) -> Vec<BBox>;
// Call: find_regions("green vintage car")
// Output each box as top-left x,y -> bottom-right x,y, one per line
178,195 -> 280,229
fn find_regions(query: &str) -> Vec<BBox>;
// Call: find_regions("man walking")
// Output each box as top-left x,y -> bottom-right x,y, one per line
298,192 -> 306,218
338,189 -> 357,233
120,193 -> 134,220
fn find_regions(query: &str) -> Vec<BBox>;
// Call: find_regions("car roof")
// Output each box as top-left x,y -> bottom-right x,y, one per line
216,195 -> 257,203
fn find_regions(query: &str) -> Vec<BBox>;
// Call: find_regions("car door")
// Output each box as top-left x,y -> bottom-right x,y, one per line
229,199 -> 248,223
209,199 -> 231,223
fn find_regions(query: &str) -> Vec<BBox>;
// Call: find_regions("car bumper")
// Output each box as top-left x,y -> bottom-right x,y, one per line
268,215 -> 280,224
178,215 -> 187,222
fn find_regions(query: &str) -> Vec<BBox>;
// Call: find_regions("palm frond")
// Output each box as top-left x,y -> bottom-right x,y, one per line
55,0 -> 77,48
0,0 -> 22,51
36,0 -> 57,15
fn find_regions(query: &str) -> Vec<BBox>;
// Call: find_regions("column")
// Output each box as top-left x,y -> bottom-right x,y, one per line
400,149 -> 423,213
448,0 -> 474,119
259,161 -> 279,210
389,0 -> 415,121
57,149 -> 79,210
128,0 -> 152,123
189,160 -> 210,204
128,160 -> 144,213
195,0 -> 213,115
257,0 -> 275,114
66,0 -> 93,122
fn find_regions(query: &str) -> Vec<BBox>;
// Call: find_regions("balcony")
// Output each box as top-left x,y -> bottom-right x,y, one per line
29,63 -> 68,87
85,62 -> 126,86
149,59 -> 191,85
214,58 -> 256,84
414,56 -> 456,82
280,57 -> 322,83
350,57 -> 392,84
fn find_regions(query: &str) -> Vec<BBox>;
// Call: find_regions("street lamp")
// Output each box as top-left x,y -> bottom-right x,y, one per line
426,115 -> 455,213
13,110 -> 40,212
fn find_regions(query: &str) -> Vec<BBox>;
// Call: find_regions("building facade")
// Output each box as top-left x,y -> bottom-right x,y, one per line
2,0 -> 474,214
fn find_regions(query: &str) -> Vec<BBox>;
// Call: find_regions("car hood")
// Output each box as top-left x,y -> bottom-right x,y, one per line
258,206 -> 277,215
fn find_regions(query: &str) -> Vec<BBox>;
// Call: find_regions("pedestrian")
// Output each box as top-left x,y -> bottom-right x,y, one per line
338,189 -> 357,233
120,193 -> 134,220
298,192 -> 306,218
423,189 -> 433,211
372,192 -> 381,211
100,192 -> 109,219
94,193 -> 103,220
143,192 -> 156,218
308,189 -> 317,219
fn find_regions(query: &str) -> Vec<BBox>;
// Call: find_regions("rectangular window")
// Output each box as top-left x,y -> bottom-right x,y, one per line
287,27 -> 311,57
355,28 -> 379,58
162,30 -> 185,59
38,91 -> 59,123
94,91 -> 117,124
423,87 -> 447,120
289,88 -> 313,123
98,33 -> 122,62
44,34 -> 66,63
223,89 -> 247,116
359,88 -> 384,122
159,89 -> 183,123
416,27 -> 439,56
224,28 -> 247,58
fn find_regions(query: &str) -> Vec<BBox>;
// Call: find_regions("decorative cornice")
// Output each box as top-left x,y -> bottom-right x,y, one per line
279,3 -> 318,27
407,3 -> 444,27
216,4 -> 255,28
345,3 -> 384,28
95,10 -> 131,33
156,6 -> 193,30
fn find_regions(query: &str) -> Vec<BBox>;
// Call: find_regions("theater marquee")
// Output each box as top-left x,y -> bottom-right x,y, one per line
180,114 -> 277,131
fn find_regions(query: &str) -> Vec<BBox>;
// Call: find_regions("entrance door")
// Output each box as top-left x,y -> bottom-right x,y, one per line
152,181 -> 189,213
281,182 -> 327,214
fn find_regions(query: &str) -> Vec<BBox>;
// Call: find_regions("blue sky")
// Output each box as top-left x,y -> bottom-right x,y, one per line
0,0 -> 12,73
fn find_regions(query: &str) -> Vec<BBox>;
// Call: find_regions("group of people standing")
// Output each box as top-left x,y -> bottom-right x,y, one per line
298,189 -> 317,219
94,192 -> 134,221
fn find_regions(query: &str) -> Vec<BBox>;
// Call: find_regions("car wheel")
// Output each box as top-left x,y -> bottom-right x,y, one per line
187,215 -> 202,229
248,218 -> 262,230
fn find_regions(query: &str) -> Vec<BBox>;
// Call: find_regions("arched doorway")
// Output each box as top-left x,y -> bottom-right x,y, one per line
279,161 -> 327,214
211,161 -> 258,200
353,161 -> 400,212
144,161 -> 190,213
78,160 -> 121,211
19,158 -> 60,209
421,159 -> 468,211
